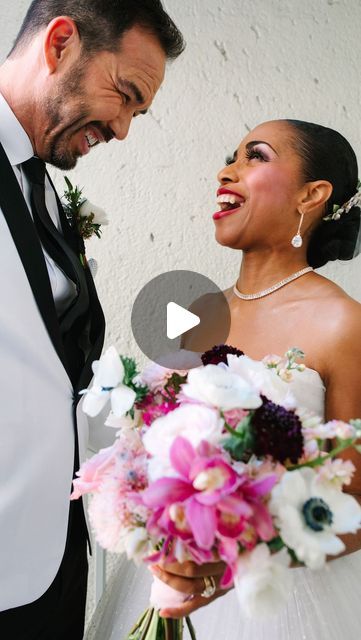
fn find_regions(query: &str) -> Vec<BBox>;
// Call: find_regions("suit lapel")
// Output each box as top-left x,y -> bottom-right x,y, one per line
0,142 -> 106,395
45,170 -> 106,396
0,142 -> 70,378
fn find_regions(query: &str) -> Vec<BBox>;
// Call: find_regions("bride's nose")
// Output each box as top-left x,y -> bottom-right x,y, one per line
217,162 -> 239,185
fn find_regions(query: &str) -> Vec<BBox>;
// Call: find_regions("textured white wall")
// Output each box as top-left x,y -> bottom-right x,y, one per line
2,0 -> 361,624
1,0 -> 361,367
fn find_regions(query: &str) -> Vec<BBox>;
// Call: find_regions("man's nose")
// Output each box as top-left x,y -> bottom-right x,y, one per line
109,111 -> 133,141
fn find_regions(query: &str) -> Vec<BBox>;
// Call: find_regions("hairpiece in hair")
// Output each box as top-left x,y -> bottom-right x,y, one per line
323,180 -> 361,221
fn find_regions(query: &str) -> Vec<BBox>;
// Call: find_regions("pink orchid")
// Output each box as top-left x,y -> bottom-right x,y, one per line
142,437 -> 277,557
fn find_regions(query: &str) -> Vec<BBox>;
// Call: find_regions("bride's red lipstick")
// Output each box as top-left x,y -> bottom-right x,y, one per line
213,188 -> 245,220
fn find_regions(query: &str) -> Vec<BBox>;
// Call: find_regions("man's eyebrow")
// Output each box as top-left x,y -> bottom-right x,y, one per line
117,77 -> 148,114
246,140 -> 278,155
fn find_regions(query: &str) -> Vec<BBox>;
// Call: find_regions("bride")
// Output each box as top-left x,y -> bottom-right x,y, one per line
86,119 -> 361,639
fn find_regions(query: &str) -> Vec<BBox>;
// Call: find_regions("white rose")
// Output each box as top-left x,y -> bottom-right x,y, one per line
181,364 -> 262,411
234,544 -> 292,618
227,354 -> 296,409
79,199 -> 109,225
143,404 -> 224,480
270,467 -> 361,569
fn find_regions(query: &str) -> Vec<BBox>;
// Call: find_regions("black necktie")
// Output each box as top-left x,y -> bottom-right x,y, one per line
21,157 -> 81,288
22,157 -> 90,385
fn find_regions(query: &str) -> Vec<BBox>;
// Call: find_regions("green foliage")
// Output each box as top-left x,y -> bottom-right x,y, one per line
62,177 -> 103,240
223,413 -> 255,461
267,536 -> 285,553
120,356 -> 148,408
164,372 -> 188,399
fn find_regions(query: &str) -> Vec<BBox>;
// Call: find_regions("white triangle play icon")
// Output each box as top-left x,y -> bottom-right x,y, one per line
166,302 -> 200,340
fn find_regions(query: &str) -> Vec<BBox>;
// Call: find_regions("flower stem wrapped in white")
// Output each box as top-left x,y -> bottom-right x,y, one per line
270,467 -> 361,569
234,544 -> 292,618
181,364 -> 262,411
81,346 -> 136,417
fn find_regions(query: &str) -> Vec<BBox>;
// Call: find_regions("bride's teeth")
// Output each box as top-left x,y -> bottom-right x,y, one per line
216,193 -> 244,206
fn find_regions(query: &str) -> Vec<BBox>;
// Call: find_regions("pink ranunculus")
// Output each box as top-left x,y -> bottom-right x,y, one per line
138,362 -> 188,393
223,408 -> 250,428
71,446 -> 117,499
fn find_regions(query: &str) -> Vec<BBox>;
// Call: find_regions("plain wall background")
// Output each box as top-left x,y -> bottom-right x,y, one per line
1,0 -> 361,367
1,0 -> 361,622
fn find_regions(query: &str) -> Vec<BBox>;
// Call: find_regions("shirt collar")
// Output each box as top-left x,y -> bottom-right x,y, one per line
0,92 -> 34,166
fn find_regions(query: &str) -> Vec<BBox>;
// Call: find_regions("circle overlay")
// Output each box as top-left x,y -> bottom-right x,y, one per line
131,270 -> 231,369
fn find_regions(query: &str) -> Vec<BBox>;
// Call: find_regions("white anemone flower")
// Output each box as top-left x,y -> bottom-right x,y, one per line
270,467 -> 361,569
81,346 -> 136,418
234,544 -> 292,618
181,364 -> 262,411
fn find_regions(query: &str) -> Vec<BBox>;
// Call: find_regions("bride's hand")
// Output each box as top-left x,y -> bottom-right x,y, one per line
150,559 -> 229,618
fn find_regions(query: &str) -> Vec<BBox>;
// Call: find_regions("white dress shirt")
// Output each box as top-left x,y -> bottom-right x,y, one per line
0,92 -> 77,316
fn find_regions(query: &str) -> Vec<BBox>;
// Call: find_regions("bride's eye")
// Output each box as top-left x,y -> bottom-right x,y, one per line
246,148 -> 267,162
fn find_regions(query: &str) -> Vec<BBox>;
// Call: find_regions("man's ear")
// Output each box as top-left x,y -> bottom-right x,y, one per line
43,17 -> 80,74
298,180 -> 333,215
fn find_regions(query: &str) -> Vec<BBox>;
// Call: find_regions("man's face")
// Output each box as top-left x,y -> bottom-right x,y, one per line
37,26 -> 166,169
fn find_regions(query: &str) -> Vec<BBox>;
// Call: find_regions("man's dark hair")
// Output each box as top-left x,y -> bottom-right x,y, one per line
8,0 -> 185,60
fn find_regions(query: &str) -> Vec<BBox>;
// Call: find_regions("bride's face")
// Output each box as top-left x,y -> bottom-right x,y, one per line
214,120 -> 305,251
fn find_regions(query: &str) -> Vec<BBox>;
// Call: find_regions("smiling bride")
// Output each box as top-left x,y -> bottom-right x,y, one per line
86,119 -> 361,640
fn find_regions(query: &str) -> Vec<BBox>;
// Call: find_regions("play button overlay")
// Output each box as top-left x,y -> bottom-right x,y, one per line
131,270 -> 231,369
167,302 -> 200,340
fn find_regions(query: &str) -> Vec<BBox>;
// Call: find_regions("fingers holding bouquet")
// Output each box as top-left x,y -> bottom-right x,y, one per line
150,559 -> 227,617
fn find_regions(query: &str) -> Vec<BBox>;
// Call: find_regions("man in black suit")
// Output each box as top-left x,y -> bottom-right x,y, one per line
0,2 -> 184,638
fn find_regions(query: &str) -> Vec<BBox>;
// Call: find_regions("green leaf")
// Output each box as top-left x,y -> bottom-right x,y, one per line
267,536 -> 285,553
223,414 -> 255,460
287,547 -> 301,565
121,356 -> 139,385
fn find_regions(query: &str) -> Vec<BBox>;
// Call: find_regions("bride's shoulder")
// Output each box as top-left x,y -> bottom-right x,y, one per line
311,273 -> 361,314
313,276 -> 361,355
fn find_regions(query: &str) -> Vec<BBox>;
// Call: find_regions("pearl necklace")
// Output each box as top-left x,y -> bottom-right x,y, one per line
233,266 -> 314,301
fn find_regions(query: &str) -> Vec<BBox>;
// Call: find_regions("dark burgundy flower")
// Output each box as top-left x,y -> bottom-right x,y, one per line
252,396 -> 304,464
201,344 -> 244,366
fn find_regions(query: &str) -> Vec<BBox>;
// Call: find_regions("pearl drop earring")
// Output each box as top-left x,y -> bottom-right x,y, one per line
291,212 -> 305,248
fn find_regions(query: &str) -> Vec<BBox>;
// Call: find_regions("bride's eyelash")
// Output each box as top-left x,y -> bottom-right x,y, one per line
246,148 -> 267,161
225,155 -> 235,166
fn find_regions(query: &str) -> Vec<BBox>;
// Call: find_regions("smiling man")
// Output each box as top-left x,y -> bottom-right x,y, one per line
0,2 -> 183,639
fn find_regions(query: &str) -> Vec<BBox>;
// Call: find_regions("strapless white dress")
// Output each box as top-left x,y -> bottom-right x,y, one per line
85,368 -> 361,640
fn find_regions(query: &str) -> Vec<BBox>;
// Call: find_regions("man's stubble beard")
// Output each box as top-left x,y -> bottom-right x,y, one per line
42,64 -> 90,170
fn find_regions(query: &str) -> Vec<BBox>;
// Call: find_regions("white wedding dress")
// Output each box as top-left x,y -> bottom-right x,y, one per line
85,367 -> 361,640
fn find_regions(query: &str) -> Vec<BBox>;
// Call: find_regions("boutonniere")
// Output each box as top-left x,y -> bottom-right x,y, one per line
62,177 -> 109,267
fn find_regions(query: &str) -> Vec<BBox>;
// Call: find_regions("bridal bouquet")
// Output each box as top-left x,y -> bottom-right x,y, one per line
72,345 -> 361,639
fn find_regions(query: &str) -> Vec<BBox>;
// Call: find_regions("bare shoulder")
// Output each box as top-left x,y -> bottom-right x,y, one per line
312,274 -> 361,338
311,275 -> 361,381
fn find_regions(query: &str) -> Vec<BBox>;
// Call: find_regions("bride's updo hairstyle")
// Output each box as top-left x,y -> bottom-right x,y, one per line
286,120 -> 360,269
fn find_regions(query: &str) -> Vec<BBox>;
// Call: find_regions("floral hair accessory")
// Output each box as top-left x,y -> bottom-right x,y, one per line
323,180 -> 361,221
